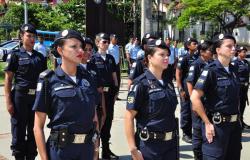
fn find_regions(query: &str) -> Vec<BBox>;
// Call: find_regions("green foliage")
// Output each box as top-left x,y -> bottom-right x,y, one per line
0,0 -> 86,36
177,0 -> 250,33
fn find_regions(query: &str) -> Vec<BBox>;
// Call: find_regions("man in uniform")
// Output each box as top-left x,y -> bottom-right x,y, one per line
4,24 -> 47,160
108,34 -> 121,100
176,38 -> 198,143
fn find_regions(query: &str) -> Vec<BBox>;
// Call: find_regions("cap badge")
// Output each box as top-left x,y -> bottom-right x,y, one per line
145,34 -> 150,38
24,26 -> 29,31
156,39 -> 161,46
62,30 -> 69,37
218,34 -> 224,40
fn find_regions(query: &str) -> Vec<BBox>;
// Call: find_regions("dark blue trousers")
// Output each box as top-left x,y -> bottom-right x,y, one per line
139,138 -> 177,160
48,142 -> 94,160
101,89 -> 115,150
201,121 -> 242,160
11,90 -> 37,159
180,98 -> 192,137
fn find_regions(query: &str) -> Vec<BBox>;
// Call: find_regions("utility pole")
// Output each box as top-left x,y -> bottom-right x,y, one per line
23,0 -> 28,24
133,0 -> 137,37
141,0 -> 152,39
157,0 -> 160,37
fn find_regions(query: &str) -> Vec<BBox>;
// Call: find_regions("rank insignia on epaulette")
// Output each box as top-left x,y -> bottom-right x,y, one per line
197,79 -> 204,84
201,70 -> 208,76
36,82 -> 42,91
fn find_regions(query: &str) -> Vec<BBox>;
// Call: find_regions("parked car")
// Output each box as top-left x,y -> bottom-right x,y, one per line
0,40 -> 20,61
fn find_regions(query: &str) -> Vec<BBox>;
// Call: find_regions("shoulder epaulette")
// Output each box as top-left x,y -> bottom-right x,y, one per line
39,69 -> 54,79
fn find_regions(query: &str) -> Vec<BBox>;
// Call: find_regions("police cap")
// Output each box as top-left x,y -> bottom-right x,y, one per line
110,34 -> 118,39
237,46 -> 247,52
20,24 -> 37,34
142,33 -> 157,47
212,33 -> 236,44
54,29 -> 85,47
84,37 -> 94,48
147,39 -> 171,55
97,33 -> 109,41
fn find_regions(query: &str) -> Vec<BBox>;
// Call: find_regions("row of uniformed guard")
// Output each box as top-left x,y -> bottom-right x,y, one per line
124,33 -> 249,160
4,24 -> 120,160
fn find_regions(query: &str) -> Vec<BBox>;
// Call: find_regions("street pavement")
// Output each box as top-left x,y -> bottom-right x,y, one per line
0,77 -> 250,160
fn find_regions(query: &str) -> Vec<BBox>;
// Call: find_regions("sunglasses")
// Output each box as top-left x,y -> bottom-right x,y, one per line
101,40 -> 109,44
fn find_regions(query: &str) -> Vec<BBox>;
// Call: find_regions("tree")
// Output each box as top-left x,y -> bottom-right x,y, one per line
177,0 -> 250,34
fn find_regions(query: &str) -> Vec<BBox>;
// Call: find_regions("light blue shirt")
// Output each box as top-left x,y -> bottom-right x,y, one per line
34,43 -> 47,57
169,46 -> 178,64
178,47 -> 188,58
129,45 -> 140,60
137,49 -> 145,59
108,44 -> 120,64
125,42 -> 133,53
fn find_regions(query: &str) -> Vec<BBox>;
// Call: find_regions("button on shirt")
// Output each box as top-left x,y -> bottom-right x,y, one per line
5,47 -> 47,89
194,60 -> 240,115
127,70 -> 178,132
33,66 -> 98,133
108,44 -> 120,64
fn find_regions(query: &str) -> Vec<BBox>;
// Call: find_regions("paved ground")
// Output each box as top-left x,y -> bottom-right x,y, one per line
0,77 -> 250,160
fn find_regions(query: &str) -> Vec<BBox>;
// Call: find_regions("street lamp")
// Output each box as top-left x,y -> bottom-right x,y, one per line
23,0 -> 28,24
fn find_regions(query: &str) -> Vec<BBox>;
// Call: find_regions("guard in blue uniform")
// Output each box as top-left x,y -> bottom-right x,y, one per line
33,30 -> 99,160
125,39 -> 178,160
81,36 -> 106,160
232,46 -> 250,129
4,24 -> 47,160
176,38 -> 198,143
191,34 -> 242,160
128,33 -> 157,90
186,40 -> 213,160
90,33 -> 119,160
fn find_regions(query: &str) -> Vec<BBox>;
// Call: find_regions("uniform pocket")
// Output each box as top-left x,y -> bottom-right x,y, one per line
18,59 -> 30,74
55,89 -> 76,98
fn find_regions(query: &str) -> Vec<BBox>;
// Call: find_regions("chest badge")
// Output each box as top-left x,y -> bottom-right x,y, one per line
81,79 -> 90,87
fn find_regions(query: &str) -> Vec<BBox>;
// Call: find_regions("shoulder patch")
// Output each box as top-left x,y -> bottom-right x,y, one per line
201,70 -> 208,76
189,66 -> 194,71
39,69 -> 54,79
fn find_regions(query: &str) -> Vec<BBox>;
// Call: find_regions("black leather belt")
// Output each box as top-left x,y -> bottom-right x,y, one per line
209,112 -> 239,125
50,129 -> 96,148
138,128 -> 176,141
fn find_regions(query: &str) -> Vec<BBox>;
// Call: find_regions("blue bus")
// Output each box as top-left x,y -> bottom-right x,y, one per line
36,30 -> 59,48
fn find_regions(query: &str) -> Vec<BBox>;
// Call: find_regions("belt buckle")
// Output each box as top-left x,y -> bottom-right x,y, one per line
230,115 -> 238,122
73,134 -> 86,144
212,112 -> 222,124
164,132 -> 173,141
103,87 -> 109,92
28,89 -> 36,95
139,129 -> 150,141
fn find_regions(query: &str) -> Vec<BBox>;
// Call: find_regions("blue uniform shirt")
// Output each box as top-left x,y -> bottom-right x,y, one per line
5,46 -> 47,89
127,70 -> 178,132
129,45 -> 140,60
108,44 -> 120,65
169,46 -> 178,65
90,53 -> 116,87
33,66 -> 98,133
177,53 -> 199,95
194,60 -> 240,115
129,58 -> 146,80
232,58 -> 249,84
186,57 -> 208,86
